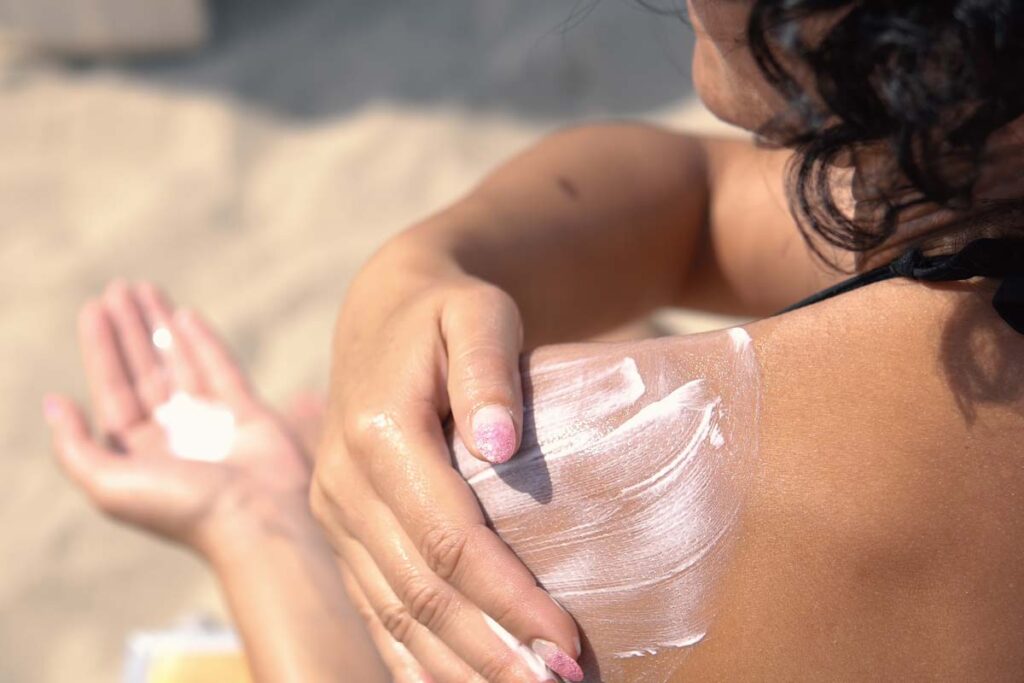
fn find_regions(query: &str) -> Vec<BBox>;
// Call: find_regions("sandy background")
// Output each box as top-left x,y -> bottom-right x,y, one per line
0,2 -> 741,681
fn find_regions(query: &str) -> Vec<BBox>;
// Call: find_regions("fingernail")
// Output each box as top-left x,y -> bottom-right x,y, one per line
547,598 -> 581,657
471,404 -> 516,464
530,639 -> 584,682
42,396 -> 62,424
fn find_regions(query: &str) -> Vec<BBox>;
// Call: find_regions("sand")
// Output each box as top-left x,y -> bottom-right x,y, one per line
0,2 -> 743,681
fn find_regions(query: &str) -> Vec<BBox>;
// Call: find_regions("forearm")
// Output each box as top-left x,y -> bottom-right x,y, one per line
204,495 -> 388,683
382,123 -> 712,345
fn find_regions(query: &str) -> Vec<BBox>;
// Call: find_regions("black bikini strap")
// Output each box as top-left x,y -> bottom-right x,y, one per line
779,238 -> 1024,333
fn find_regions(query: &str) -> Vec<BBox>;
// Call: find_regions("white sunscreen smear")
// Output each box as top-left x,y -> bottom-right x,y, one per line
154,391 -> 236,463
483,615 -> 555,682
452,327 -> 760,681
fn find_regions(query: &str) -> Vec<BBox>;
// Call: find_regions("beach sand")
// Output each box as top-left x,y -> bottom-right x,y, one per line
0,2 -> 743,681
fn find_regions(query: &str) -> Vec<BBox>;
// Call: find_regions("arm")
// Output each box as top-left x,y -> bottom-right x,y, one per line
397,123 -> 712,344
382,125 -> 825,343
203,494 -> 388,683
44,282 -> 393,683
312,123 -> 827,682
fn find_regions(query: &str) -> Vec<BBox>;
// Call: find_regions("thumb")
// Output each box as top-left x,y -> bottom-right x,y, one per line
43,394 -> 128,507
44,394 -> 199,537
442,286 -> 524,464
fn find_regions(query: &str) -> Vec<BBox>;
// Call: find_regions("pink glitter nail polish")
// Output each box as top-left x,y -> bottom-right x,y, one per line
531,639 -> 585,682
472,404 -> 517,464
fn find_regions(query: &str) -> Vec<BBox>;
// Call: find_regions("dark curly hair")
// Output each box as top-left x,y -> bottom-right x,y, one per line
745,0 -> 1024,262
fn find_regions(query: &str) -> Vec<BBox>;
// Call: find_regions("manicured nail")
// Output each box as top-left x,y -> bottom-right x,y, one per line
530,639 -> 584,682
42,396 -> 62,424
471,404 -> 516,464
547,597 -> 581,657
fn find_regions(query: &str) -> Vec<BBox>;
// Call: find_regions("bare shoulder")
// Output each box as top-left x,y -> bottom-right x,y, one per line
676,279 -> 1024,680
682,137 -> 845,316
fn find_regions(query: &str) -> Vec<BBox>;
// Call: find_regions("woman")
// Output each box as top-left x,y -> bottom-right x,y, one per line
310,1 -> 1024,681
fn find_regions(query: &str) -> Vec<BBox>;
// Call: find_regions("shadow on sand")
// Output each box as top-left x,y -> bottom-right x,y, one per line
77,0 -> 696,121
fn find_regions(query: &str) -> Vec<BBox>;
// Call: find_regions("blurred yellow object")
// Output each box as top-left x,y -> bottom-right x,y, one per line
124,623 -> 251,683
145,652 -> 250,683
0,0 -> 208,57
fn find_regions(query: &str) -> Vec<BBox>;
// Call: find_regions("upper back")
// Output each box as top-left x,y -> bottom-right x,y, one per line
675,278 -> 1024,680
455,278 -> 1024,680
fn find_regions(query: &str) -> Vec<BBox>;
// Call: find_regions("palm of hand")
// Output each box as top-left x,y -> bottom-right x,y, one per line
113,406 -> 307,541
48,282 -> 310,550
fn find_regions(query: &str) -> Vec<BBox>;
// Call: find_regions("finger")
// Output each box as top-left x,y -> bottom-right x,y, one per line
133,283 -> 203,395
77,299 -> 145,435
349,412 -> 583,681
101,280 -> 170,410
324,522 -> 486,683
45,393 -> 207,539
173,308 -> 253,408
442,287 -> 524,465
313,480 -> 479,682
43,394 -> 132,510
337,560 -> 433,683
314,471 -> 561,683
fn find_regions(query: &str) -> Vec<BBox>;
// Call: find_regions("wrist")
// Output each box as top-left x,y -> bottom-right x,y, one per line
195,488 -> 325,572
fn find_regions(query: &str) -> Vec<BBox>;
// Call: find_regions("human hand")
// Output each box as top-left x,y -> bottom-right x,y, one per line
310,244 -> 583,682
44,281 -> 311,554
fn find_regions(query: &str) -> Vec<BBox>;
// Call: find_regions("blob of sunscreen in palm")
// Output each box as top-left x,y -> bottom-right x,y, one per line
154,391 -> 236,463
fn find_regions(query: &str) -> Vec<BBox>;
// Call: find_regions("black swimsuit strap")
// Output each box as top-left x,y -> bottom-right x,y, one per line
779,237 -> 1024,333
